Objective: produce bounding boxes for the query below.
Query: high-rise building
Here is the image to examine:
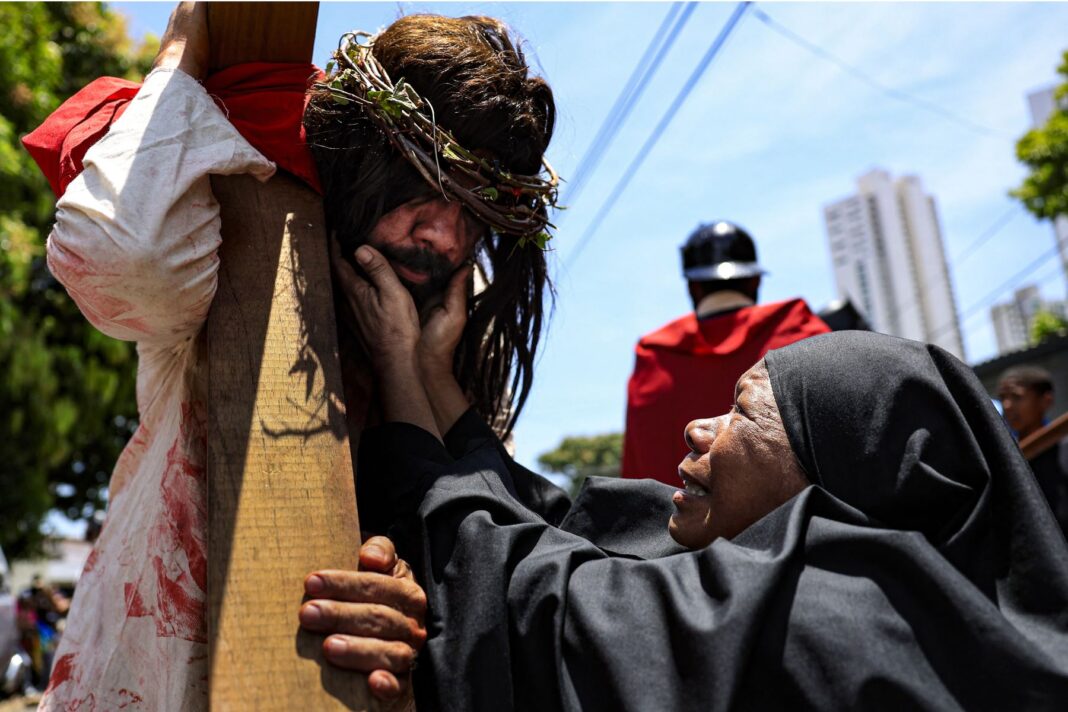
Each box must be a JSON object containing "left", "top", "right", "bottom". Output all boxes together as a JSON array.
[
  {"left": 990, "top": 283, "right": 1068, "bottom": 355},
  {"left": 991, "top": 285, "right": 1043, "bottom": 354},
  {"left": 1027, "top": 86, "right": 1068, "bottom": 296},
  {"left": 824, "top": 169, "right": 965, "bottom": 360},
  {"left": 991, "top": 301, "right": 1029, "bottom": 354}
]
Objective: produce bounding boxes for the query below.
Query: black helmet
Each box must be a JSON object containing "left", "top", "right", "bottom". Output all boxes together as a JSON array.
[{"left": 680, "top": 221, "right": 766, "bottom": 281}]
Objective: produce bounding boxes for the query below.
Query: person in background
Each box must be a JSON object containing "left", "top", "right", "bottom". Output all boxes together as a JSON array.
[
  {"left": 998, "top": 365, "right": 1068, "bottom": 538},
  {"left": 16, "top": 592, "right": 42, "bottom": 691},
  {"left": 621, "top": 221, "right": 829, "bottom": 484}
]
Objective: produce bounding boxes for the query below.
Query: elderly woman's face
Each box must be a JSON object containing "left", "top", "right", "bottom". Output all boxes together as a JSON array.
[{"left": 669, "top": 359, "right": 809, "bottom": 549}]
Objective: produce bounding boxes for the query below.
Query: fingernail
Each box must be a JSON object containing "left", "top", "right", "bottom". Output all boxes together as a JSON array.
[
  {"left": 371, "top": 675, "right": 399, "bottom": 697},
  {"left": 364, "top": 544, "right": 388, "bottom": 561},
  {"left": 325, "top": 637, "right": 345, "bottom": 655},
  {"left": 305, "top": 575, "right": 324, "bottom": 594},
  {"left": 356, "top": 246, "right": 372, "bottom": 264},
  {"left": 299, "top": 603, "right": 322, "bottom": 625}
]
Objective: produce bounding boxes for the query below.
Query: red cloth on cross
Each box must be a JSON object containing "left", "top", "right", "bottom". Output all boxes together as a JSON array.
[
  {"left": 621, "top": 298, "right": 830, "bottom": 485},
  {"left": 21, "top": 63, "right": 324, "bottom": 197}
]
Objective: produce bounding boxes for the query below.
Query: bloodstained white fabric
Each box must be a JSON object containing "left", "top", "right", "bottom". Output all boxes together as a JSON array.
[{"left": 39, "top": 68, "right": 275, "bottom": 711}]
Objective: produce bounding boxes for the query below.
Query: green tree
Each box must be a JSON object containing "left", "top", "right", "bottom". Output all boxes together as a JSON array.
[
  {"left": 537, "top": 432, "right": 623, "bottom": 499},
  {"left": 0, "top": 3, "right": 157, "bottom": 559},
  {"left": 1011, "top": 50, "right": 1068, "bottom": 220},
  {"left": 1030, "top": 308, "right": 1068, "bottom": 344}
]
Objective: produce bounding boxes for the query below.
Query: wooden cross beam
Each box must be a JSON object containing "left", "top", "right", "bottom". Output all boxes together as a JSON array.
[
  {"left": 203, "top": 4, "right": 369, "bottom": 709},
  {"left": 1020, "top": 410, "right": 1068, "bottom": 460}
]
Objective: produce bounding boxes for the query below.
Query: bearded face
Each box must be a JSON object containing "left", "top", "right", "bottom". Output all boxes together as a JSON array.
[
  {"left": 362, "top": 194, "right": 484, "bottom": 307},
  {"left": 372, "top": 241, "right": 457, "bottom": 306}
]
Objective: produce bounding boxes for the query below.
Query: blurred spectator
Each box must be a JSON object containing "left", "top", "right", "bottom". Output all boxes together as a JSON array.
[
  {"left": 28, "top": 577, "right": 60, "bottom": 628},
  {"left": 16, "top": 592, "right": 43, "bottom": 690},
  {"left": 18, "top": 576, "right": 69, "bottom": 690},
  {"left": 998, "top": 365, "right": 1068, "bottom": 538},
  {"left": 622, "top": 221, "right": 829, "bottom": 484}
]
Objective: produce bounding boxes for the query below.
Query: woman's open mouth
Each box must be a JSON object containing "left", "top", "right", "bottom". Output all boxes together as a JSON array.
[{"left": 676, "top": 473, "right": 710, "bottom": 499}]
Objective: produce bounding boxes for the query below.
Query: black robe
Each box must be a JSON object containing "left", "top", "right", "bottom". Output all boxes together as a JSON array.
[
  {"left": 359, "top": 331, "right": 1068, "bottom": 711},
  {"left": 1028, "top": 440, "right": 1068, "bottom": 540}
]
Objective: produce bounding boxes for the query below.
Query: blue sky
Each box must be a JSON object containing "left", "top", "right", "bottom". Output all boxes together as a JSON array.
[{"left": 110, "top": 1, "right": 1068, "bottom": 477}]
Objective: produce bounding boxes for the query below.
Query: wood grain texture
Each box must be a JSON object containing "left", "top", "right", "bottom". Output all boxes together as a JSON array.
[
  {"left": 206, "top": 173, "right": 369, "bottom": 710},
  {"left": 204, "top": 3, "right": 370, "bottom": 709},
  {"left": 207, "top": 2, "right": 319, "bottom": 72}
]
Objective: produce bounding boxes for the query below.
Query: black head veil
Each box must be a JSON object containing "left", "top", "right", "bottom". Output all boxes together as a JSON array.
[{"left": 766, "top": 331, "right": 1068, "bottom": 650}]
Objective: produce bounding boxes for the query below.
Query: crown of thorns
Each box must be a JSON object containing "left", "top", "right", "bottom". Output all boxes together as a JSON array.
[{"left": 316, "top": 31, "right": 560, "bottom": 249}]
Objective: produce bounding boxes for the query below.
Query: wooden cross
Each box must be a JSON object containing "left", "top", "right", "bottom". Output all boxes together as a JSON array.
[
  {"left": 1020, "top": 411, "right": 1068, "bottom": 459},
  {"left": 203, "top": 4, "right": 370, "bottom": 709}
]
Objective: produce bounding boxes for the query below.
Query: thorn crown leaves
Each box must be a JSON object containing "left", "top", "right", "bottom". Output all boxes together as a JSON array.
[{"left": 317, "top": 31, "right": 561, "bottom": 250}]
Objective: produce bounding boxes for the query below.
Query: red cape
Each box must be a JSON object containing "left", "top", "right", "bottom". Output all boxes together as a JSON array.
[
  {"left": 21, "top": 63, "right": 323, "bottom": 198},
  {"left": 621, "top": 298, "right": 830, "bottom": 485}
]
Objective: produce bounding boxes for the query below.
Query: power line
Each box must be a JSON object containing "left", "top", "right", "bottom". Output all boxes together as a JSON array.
[
  {"left": 962, "top": 260, "right": 1066, "bottom": 346},
  {"left": 565, "top": 2, "right": 752, "bottom": 267},
  {"left": 750, "top": 6, "right": 1013, "bottom": 141},
  {"left": 930, "top": 241, "right": 1063, "bottom": 341},
  {"left": 890, "top": 205, "right": 1022, "bottom": 322},
  {"left": 951, "top": 206, "right": 1021, "bottom": 266},
  {"left": 563, "top": 2, "right": 698, "bottom": 210},
  {"left": 969, "top": 258, "right": 1066, "bottom": 340}
]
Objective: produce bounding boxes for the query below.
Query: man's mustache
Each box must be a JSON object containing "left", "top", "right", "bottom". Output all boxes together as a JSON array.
[{"left": 373, "top": 244, "right": 456, "bottom": 303}]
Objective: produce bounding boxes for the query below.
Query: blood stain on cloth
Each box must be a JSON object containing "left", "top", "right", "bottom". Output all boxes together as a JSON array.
[
  {"left": 122, "top": 401, "right": 209, "bottom": 643},
  {"left": 82, "top": 546, "right": 101, "bottom": 575},
  {"left": 117, "top": 688, "right": 145, "bottom": 708},
  {"left": 110, "top": 423, "right": 152, "bottom": 498},
  {"left": 49, "top": 653, "right": 78, "bottom": 689},
  {"left": 47, "top": 243, "right": 153, "bottom": 335}
]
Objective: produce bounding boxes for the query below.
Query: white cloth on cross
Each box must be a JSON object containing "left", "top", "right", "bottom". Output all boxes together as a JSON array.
[{"left": 40, "top": 67, "right": 275, "bottom": 711}]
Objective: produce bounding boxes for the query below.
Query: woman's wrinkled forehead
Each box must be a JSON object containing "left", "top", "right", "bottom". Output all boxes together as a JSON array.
[{"left": 734, "top": 359, "right": 768, "bottom": 401}]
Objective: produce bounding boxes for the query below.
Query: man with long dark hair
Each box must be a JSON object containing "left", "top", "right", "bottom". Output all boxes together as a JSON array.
[
  {"left": 304, "top": 14, "right": 557, "bottom": 444},
  {"left": 24, "top": 3, "right": 556, "bottom": 707}
]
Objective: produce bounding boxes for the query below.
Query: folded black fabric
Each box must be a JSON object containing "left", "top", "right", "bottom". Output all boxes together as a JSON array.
[{"left": 371, "top": 332, "right": 1068, "bottom": 711}]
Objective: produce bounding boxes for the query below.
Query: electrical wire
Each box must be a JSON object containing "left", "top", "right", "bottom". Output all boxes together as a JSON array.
[
  {"left": 563, "top": 2, "right": 698, "bottom": 210},
  {"left": 929, "top": 241, "right": 1063, "bottom": 341},
  {"left": 750, "top": 6, "right": 1013, "bottom": 141},
  {"left": 565, "top": 2, "right": 752, "bottom": 268},
  {"left": 889, "top": 205, "right": 1022, "bottom": 322},
  {"left": 952, "top": 206, "right": 1021, "bottom": 266},
  {"left": 966, "top": 258, "right": 1065, "bottom": 347}
]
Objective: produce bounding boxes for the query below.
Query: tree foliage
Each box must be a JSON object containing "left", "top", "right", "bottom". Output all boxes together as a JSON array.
[
  {"left": 537, "top": 432, "right": 622, "bottom": 499},
  {"left": 0, "top": 3, "right": 157, "bottom": 559},
  {"left": 1030, "top": 308, "right": 1068, "bottom": 345},
  {"left": 1012, "top": 50, "right": 1068, "bottom": 220}
]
